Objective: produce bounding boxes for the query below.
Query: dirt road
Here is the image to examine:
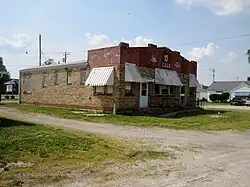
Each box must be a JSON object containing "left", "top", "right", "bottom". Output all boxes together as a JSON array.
[{"left": 1, "top": 106, "right": 250, "bottom": 187}]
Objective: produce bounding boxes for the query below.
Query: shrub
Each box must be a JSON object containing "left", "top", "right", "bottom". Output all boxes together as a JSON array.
[
  {"left": 209, "top": 94, "right": 219, "bottom": 102},
  {"left": 209, "top": 93, "right": 230, "bottom": 102},
  {"left": 221, "top": 92, "right": 230, "bottom": 102},
  {"left": 201, "top": 97, "right": 207, "bottom": 102}
]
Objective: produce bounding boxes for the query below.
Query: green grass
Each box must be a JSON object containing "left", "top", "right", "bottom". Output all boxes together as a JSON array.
[
  {"left": 0, "top": 117, "right": 167, "bottom": 186},
  {"left": 6, "top": 103, "right": 250, "bottom": 131},
  {"left": 201, "top": 101, "right": 230, "bottom": 106}
]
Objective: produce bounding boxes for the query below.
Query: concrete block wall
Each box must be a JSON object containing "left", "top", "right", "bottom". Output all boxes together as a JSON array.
[{"left": 20, "top": 66, "right": 116, "bottom": 111}]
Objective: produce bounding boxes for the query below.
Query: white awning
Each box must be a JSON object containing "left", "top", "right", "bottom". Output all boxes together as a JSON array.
[
  {"left": 125, "top": 63, "right": 144, "bottom": 82},
  {"left": 155, "top": 68, "right": 182, "bottom": 86},
  {"left": 85, "top": 66, "right": 114, "bottom": 86},
  {"left": 189, "top": 74, "right": 200, "bottom": 88}
]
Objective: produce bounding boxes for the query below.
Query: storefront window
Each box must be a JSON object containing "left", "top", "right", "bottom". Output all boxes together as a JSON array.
[
  {"left": 94, "top": 86, "right": 105, "bottom": 94},
  {"left": 155, "top": 84, "right": 160, "bottom": 95},
  {"left": 125, "top": 83, "right": 133, "bottom": 96},
  {"left": 161, "top": 85, "right": 169, "bottom": 95},
  {"left": 94, "top": 86, "right": 113, "bottom": 95},
  {"left": 106, "top": 86, "right": 113, "bottom": 94}
]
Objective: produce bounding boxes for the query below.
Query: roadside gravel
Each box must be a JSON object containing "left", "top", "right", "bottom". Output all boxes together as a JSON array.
[{"left": 1, "top": 106, "right": 250, "bottom": 187}]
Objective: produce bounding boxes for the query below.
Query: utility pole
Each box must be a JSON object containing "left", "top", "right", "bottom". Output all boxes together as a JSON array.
[
  {"left": 210, "top": 68, "right": 215, "bottom": 82},
  {"left": 38, "top": 34, "right": 42, "bottom": 66},
  {"left": 63, "top": 51, "right": 70, "bottom": 63}
]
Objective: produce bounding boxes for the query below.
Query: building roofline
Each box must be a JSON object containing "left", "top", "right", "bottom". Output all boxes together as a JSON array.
[{"left": 20, "top": 60, "right": 88, "bottom": 73}]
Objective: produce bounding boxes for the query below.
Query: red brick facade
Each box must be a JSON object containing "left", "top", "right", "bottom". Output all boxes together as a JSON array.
[{"left": 20, "top": 42, "right": 198, "bottom": 112}]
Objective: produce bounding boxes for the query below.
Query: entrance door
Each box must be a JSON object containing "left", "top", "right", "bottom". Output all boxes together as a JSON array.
[{"left": 140, "top": 83, "right": 148, "bottom": 108}]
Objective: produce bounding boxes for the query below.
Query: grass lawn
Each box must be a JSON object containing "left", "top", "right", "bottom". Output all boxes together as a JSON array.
[
  {"left": 201, "top": 101, "right": 230, "bottom": 106},
  {"left": 0, "top": 117, "right": 167, "bottom": 186},
  {"left": 5, "top": 104, "right": 250, "bottom": 131}
]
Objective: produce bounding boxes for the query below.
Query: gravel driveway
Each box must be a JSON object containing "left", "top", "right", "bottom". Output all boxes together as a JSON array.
[{"left": 1, "top": 106, "right": 250, "bottom": 187}]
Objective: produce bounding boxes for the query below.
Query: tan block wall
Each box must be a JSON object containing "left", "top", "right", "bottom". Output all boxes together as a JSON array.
[{"left": 20, "top": 67, "right": 118, "bottom": 111}]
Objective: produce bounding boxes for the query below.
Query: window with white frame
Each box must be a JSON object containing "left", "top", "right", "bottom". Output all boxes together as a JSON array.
[
  {"left": 94, "top": 86, "right": 105, "bottom": 94},
  {"left": 94, "top": 86, "right": 114, "bottom": 95},
  {"left": 54, "top": 72, "right": 60, "bottom": 85},
  {"left": 67, "top": 71, "right": 72, "bottom": 84},
  {"left": 81, "top": 70, "right": 87, "bottom": 83},
  {"left": 125, "top": 83, "right": 132, "bottom": 96},
  {"left": 24, "top": 75, "right": 31, "bottom": 93}
]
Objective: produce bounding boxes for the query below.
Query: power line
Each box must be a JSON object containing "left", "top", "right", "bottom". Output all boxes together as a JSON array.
[{"left": 178, "top": 33, "right": 250, "bottom": 46}]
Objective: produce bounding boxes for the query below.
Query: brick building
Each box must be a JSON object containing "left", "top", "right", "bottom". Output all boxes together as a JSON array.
[{"left": 19, "top": 42, "right": 200, "bottom": 112}]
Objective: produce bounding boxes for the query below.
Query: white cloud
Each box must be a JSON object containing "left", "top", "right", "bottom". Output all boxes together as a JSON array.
[
  {"left": 175, "top": 0, "right": 250, "bottom": 16},
  {"left": 220, "top": 52, "right": 238, "bottom": 62},
  {"left": 188, "top": 42, "right": 219, "bottom": 61},
  {"left": 0, "top": 34, "right": 32, "bottom": 53},
  {"left": 85, "top": 33, "right": 154, "bottom": 48}
]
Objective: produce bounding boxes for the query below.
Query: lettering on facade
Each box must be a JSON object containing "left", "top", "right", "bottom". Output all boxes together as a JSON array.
[
  {"left": 162, "top": 54, "right": 170, "bottom": 68},
  {"left": 150, "top": 55, "right": 157, "bottom": 63},
  {"left": 162, "top": 62, "right": 171, "bottom": 68},
  {"left": 164, "top": 55, "right": 169, "bottom": 62},
  {"left": 175, "top": 61, "right": 181, "bottom": 68}
]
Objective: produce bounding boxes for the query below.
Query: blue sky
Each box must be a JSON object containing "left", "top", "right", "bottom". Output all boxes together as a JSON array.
[{"left": 0, "top": 0, "right": 250, "bottom": 85}]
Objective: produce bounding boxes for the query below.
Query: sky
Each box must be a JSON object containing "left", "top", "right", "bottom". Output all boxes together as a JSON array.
[{"left": 0, "top": 0, "right": 250, "bottom": 85}]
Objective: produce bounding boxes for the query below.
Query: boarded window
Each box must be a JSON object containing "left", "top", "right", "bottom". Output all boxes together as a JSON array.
[
  {"left": 67, "top": 71, "right": 72, "bottom": 84},
  {"left": 81, "top": 70, "right": 87, "bottom": 83},
  {"left": 42, "top": 74, "right": 46, "bottom": 88},
  {"left": 54, "top": 72, "right": 60, "bottom": 85},
  {"left": 24, "top": 75, "right": 31, "bottom": 93}
]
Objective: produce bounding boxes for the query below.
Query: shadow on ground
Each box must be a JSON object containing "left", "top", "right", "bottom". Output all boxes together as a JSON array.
[
  {"left": 169, "top": 108, "right": 228, "bottom": 118},
  {"left": 118, "top": 108, "right": 229, "bottom": 118},
  {"left": 0, "top": 117, "right": 35, "bottom": 127}
]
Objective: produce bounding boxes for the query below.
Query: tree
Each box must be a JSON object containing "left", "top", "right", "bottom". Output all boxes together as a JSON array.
[
  {"left": 0, "top": 57, "right": 10, "bottom": 94},
  {"left": 0, "top": 72, "right": 10, "bottom": 94}
]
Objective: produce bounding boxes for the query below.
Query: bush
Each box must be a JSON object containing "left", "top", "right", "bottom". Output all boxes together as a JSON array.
[
  {"left": 221, "top": 93, "right": 230, "bottom": 102},
  {"left": 209, "top": 94, "right": 219, "bottom": 102},
  {"left": 209, "top": 93, "right": 230, "bottom": 103},
  {"left": 201, "top": 97, "right": 207, "bottom": 102}
]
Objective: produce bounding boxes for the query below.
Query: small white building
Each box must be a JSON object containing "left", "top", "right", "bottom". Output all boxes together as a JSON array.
[{"left": 203, "top": 81, "right": 250, "bottom": 102}]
